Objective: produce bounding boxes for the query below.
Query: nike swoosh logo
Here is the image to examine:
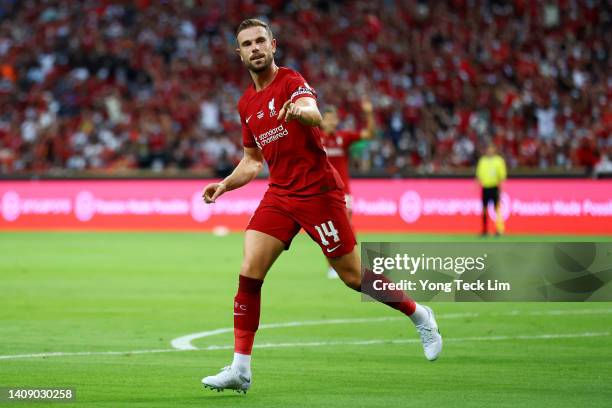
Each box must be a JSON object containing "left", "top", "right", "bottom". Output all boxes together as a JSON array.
[
  {"left": 246, "top": 115, "right": 253, "bottom": 123},
  {"left": 326, "top": 245, "right": 341, "bottom": 253}
]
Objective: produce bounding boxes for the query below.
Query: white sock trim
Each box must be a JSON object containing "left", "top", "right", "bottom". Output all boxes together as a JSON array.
[
  {"left": 232, "top": 352, "right": 252, "bottom": 374},
  {"left": 409, "top": 303, "right": 428, "bottom": 326}
]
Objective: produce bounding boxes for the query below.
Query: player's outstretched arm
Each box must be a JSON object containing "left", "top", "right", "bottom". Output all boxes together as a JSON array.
[
  {"left": 202, "top": 147, "right": 264, "bottom": 204},
  {"left": 277, "top": 97, "right": 322, "bottom": 127},
  {"left": 360, "top": 99, "right": 375, "bottom": 139}
]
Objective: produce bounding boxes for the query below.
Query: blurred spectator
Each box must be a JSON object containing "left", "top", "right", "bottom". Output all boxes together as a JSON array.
[{"left": 0, "top": 0, "right": 609, "bottom": 176}]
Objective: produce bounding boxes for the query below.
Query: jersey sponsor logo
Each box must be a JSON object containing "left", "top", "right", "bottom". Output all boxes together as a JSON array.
[
  {"left": 268, "top": 98, "right": 276, "bottom": 117},
  {"left": 256, "top": 124, "right": 289, "bottom": 148}
]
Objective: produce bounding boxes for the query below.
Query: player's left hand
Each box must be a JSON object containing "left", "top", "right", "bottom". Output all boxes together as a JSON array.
[
  {"left": 277, "top": 99, "right": 302, "bottom": 122},
  {"left": 202, "top": 182, "right": 227, "bottom": 204}
]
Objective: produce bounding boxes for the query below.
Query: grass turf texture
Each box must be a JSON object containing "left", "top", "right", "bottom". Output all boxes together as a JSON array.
[{"left": 1, "top": 232, "right": 611, "bottom": 408}]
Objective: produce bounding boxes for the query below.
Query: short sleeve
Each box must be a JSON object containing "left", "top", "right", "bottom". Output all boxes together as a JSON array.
[
  {"left": 238, "top": 104, "right": 257, "bottom": 148},
  {"left": 286, "top": 72, "right": 317, "bottom": 103},
  {"left": 241, "top": 120, "right": 257, "bottom": 148}
]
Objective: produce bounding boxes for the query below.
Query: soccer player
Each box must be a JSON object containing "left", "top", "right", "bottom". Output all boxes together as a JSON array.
[
  {"left": 320, "top": 101, "right": 375, "bottom": 278},
  {"left": 200, "top": 19, "right": 442, "bottom": 393},
  {"left": 476, "top": 143, "right": 507, "bottom": 236}
]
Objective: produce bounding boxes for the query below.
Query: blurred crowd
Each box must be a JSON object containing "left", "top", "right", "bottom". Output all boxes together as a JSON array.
[{"left": 0, "top": 0, "right": 610, "bottom": 176}]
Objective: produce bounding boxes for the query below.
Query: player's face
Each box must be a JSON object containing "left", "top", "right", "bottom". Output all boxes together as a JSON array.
[
  {"left": 236, "top": 27, "right": 276, "bottom": 73},
  {"left": 321, "top": 111, "right": 339, "bottom": 133}
]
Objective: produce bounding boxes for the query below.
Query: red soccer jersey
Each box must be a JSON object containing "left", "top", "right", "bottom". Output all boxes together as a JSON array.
[
  {"left": 238, "top": 67, "right": 343, "bottom": 196},
  {"left": 319, "top": 130, "right": 360, "bottom": 193}
]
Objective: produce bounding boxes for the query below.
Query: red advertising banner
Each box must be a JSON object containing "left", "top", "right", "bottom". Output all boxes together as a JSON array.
[{"left": 0, "top": 179, "right": 611, "bottom": 234}]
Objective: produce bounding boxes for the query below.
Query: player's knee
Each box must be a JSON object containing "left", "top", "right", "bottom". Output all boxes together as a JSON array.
[
  {"left": 240, "top": 258, "right": 265, "bottom": 280},
  {"left": 342, "top": 274, "right": 361, "bottom": 291}
]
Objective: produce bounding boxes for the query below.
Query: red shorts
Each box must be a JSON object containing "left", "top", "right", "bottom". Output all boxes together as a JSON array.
[{"left": 247, "top": 189, "right": 357, "bottom": 258}]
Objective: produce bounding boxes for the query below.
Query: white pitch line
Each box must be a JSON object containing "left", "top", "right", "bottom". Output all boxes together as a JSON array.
[
  {"left": 225, "top": 331, "right": 612, "bottom": 350},
  {"left": 0, "top": 349, "right": 182, "bottom": 360},
  {"left": 2, "top": 309, "right": 611, "bottom": 360},
  {"left": 0, "top": 332, "right": 609, "bottom": 360},
  {"left": 525, "top": 308, "right": 612, "bottom": 316},
  {"left": 171, "top": 316, "right": 409, "bottom": 351},
  {"left": 170, "top": 308, "right": 612, "bottom": 351}
]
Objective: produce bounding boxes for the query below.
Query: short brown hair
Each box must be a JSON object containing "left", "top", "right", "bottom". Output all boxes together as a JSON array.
[{"left": 236, "top": 18, "right": 273, "bottom": 42}]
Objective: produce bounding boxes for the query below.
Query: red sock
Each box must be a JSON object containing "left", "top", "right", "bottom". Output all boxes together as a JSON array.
[
  {"left": 234, "top": 275, "right": 263, "bottom": 355},
  {"left": 361, "top": 269, "right": 416, "bottom": 316}
]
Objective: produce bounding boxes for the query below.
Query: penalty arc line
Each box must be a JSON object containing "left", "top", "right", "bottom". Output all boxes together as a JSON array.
[
  {"left": 1, "top": 309, "right": 611, "bottom": 360},
  {"left": 170, "top": 308, "right": 612, "bottom": 351},
  {"left": 171, "top": 316, "right": 408, "bottom": 351},
  {"left": 0, "top": 331, "right": 609, "bottom": 360}
]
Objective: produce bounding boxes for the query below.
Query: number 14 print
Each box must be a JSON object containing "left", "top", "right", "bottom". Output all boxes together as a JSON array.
[{"left": 314, "top": 221, "right": 340, "bottom": 246}]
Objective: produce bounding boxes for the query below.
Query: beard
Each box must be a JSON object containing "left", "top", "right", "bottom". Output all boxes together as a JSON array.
[{"left": 246, "top": 53, "right": 273, "bottom": 73}]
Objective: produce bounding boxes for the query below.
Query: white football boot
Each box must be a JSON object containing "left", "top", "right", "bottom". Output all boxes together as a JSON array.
[
  {"left": 202, "top": 366, "right": 251, "bottom": 394},
  {"left": 415, "top": 305, "right": 443, "bottom": 361}
]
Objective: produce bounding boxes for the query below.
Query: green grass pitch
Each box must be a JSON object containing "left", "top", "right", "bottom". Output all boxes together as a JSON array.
[{"left": 1, "top": 232, "right": 611, "bottom": 407}]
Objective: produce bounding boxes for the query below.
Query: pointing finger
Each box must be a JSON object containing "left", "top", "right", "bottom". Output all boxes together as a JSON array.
[{"left": 277, "top": 100, "right": 291, "bottom": 120}]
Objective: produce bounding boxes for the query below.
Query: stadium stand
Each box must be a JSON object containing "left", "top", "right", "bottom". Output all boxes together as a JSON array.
[{"left": 0, "top": 0, "right": 609, "bottom": 176}]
